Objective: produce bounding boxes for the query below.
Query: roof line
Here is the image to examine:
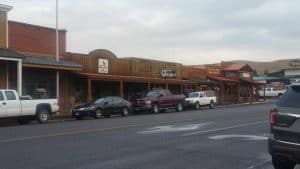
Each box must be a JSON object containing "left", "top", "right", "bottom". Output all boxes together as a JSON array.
[{"left": 8, "top": 20, "right": 67, "bottom": 32}]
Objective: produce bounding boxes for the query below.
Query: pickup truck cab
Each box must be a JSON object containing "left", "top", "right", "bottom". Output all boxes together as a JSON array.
[
  {"left": 259, "top": 88, "right": 286, "bottom": 97},
  {"left": 0, "top": 90, "right": 59, "bottom": 124},
  {"left": 133, "top": 89, "right": 186, "bottom": 114},
  {"left": 185, "top": 91, "right": 217, "bottom": 110}
]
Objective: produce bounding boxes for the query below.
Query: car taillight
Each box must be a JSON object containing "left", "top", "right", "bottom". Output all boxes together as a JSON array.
[{"left": 270, "top": 107, "right": 278, "bottom": 125}]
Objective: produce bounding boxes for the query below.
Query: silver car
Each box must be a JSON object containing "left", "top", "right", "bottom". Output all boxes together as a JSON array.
[{"left": 269, "top": 83, "right": 300, "bottom": 169}]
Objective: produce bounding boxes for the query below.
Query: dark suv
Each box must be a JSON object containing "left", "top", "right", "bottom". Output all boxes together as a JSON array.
[{"left": 269, "top": 83, "right": 300, "bottom": 169}]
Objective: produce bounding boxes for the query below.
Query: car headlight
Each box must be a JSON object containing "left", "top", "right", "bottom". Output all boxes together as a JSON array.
[
  {"left": 145, "top": 100, "right": 151, "bottom": 105},
  {"left": 90, "top": 106, "right": 96, "bottom": 110}
]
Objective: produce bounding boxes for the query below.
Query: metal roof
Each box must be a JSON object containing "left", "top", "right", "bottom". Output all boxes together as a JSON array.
[
  {"left": 23, "top": 55, "right": 83, "bottom": 69},
  {"left": 0, "top": 48, "right": 24, "bottom": 59}
]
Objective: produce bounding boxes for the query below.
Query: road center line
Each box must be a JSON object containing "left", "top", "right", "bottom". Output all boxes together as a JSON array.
[{"left": 181, "top": 121, "right": 268, "bottom": 136}]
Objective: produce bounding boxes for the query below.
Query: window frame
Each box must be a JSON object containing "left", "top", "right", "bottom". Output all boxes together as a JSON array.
[
  {"left": 4, "top": 91, "right": 17, "bottom": 100},
  {"left": 0, "top": 91, "right": 4, "bottom": 101}
]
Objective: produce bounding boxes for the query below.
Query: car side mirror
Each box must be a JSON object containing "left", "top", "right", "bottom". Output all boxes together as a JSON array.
[{"left": 104, "top": 102, "right": 109, "bottom": 105}]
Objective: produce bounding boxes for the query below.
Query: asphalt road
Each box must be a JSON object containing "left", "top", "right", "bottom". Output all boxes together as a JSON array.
[{"left": 0, "top": 102, "right": 299, "bottom": 169}]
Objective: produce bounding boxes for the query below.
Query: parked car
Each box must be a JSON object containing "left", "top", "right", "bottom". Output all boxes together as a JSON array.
[
  {"left": 0, "top": 89, "right": 59, "bottom": 124},
  {"left": 185, "top": 91, "right": 217, "bottom": 110},
  {"left": 269, "top": 83, "right": 300, "bottom": 169},
  {"left": 72, "top": 96, "right": 131, "bottom": 120},
  {"left": 133, "top": 89, "right": 185, "bottom": 114},
  {"left": 259, "top": 87, "right": 286, "bottom": 97}
]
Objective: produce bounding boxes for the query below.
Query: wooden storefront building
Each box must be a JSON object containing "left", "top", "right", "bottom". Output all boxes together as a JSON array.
[{"left": 66, "top": 50, "right": 196, "bottom": 107}]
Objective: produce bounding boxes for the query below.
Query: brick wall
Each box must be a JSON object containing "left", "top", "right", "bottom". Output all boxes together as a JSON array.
[
  {"left": 0, "top": 12, "right": 7, "bottom": 48},
  {"left": 8, "top": 21, "right": 66, "bottom": 58}
]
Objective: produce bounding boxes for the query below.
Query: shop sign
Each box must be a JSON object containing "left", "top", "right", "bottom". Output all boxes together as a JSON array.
[
  {"left": 290, "top": 60, "right": 300, "bottom": 67},
  {"left": 161, "top": 70, "right": 176, "bottom": 78},
  {"left": 208, "top": 68, "right": 221, "bottom": 75},
  {"left": 98, "top": 59, "right": 109, "bottom": 73},
  {"left": 241, "top": 72, "right": 250, "bottom": 78}
]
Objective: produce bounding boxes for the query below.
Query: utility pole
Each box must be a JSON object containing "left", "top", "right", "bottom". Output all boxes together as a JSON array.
[{"left": 56, "top": 0, "right": 60, "bottom": 100}]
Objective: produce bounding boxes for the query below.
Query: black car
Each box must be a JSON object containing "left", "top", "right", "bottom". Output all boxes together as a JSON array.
[
  {"left": 72, "top": 96, "right": 131, "bottom": 120},
  {"left": 269, "top": 83, "right": 300, "bottom": 169}
]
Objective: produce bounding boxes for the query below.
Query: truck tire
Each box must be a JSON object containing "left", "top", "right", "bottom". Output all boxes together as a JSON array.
[
  {"left": 209, "top": 101, "right": 214, "bottom": 109},
  {"left": 152, "top": 104, "right": 159, "bottom": 114},
  {"left": 272, "top": 156, "right": 295, "bottom": 169},
  {"left": 176, "top": 102, "right": 183, "bottom": 112},
  {"left": 195, "top": 102, "right": 200, "bottom": 110},
  {"left": 37, "top": 109, "right": 50, "bottom": 123}
]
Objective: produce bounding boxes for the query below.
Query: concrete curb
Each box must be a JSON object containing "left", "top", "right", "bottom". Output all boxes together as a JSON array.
[
  {"left": 49, "top": 101, "right": 274, "bottom": 122},
  {"left": 215, "top": 101, "right": 267, "bottom": 109}
]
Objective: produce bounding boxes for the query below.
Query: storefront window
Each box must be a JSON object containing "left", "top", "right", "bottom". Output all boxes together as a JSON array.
[
  {"left": 22, "top": 68, "right": 56, "bottom": 99},
  {"left": 225, "top": 72, "right": 236, "bottom": 78}
]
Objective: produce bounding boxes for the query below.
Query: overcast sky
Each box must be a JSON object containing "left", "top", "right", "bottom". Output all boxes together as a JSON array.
[{"left": 2, "top": 0, "right": 300, "bottom": 64}]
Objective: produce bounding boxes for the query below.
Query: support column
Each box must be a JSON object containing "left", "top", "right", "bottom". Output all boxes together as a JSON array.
[
  {"left": 6, "top": 62, "right": 9, "bottom": 89},
  {"left": 180, "top": 84, "right": 183, "bottom": 94},
  {"left": 165, "top": 83, "right": 169, "bottom": 90},
  {"left": 237, "top": 82, "right": 240, "bottom": 103},
  {"left": 87, "top": 79, "right": 92, "bottom": 102},
  {"left": 56, "top": 71, "right": 59, "bottom": 99},
  {"left": 120, "top": 80, "right": 124, "bottom": 98},
  {"left": 148, "top": 82, "right": 151, "bottom": 91},
  {"left": 17, "top": 61, "right": 22, "bottom": 95}
]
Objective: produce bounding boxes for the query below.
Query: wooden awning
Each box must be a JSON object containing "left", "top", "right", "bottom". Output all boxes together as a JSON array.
[
  {"left": 240, "top": 78, "right": 265, "bottom": 86},
  {"left": 78, "top": 73, "right": 196, "bottom": 85},
  {"left": 208, "top": 76, "right": 238, "bottom": 83}
]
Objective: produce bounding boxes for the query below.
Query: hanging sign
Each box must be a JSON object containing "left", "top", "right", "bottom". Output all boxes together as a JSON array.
[
  {"left": 98, "top": 59, "right": 109, "bottom": 73},
  {"left": 161, "top": 70, "right": 176, "bottom": 78}
]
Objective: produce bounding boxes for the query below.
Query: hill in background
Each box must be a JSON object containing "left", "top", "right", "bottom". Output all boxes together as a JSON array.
[{"left": 232, "top": 58, "right": 300, "bottom": 75}]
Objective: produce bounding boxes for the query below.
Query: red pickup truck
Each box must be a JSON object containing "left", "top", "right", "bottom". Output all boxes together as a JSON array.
[{"left": 133, "top": 89, "right": 186, "bottom": 113}]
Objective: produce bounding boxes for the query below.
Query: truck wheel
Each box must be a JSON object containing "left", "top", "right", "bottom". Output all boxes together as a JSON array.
[
  {"left": 278, "top": 93, "right": 283, "bottom": 97},
  {"left": 272, "top": 156, "right": 295, "bottom": 169},
  {"left": 195, "top": 102, "right": 200, "bottom": 110},
  {"left": 209, "top": 101, "right": 214, "bottom": 109},
  {"left": 177, "top": 102, "right": 183, "bottom": 112},
  {"left": 37, "top": 109, "right": 50, "bottom": 123},
  {"left": 94, "top": 109, "right": 103, "bottom": 119},
  {"left": 152, "top": 104, "right": 159, "bottom": 114}
]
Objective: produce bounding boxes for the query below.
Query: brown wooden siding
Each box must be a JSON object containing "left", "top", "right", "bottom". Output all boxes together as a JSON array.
[
  {"left": 182, "top": 66, "right": 207, "bottom": 80},
  {"left": 59, "top": 71, "right": 76, "bottom": 116},
  {"left": 0, "top": 61, "right": 7, "bottom": 89},
  {"left": 0, "top": 12, "right": 7, "bottom": 48},
  {"left": 66, "top": 52, "right": 183, "bottom": 79}
]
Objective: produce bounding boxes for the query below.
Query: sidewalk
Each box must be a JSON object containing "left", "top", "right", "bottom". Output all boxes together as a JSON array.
[{"left": 216, "top": 99, "right": 276, "bottom": 109}]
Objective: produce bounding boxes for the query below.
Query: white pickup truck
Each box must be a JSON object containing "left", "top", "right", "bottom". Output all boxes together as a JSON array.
[
  {"left": 0, "top": 90, "right": 59, "bottom": 124},
  {"left": 259, "top": 88, "right": 286, "bottom": 97},
  {"left": 185, "top": 91, "right": 217, "bottom": 110}
]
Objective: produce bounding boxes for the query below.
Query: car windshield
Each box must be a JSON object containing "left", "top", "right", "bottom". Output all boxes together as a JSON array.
[
  {"left": 277, "top": 85, "right": 300, "bottom": 108},
  {"left": 146, "top": 91, "right": 159, "bottom": 97},
  {"left": 94, "top": 98, "right": 105, "bottom": 104},
  {"left": 188, "top": 92, "right": 200, "bottom": 98}
]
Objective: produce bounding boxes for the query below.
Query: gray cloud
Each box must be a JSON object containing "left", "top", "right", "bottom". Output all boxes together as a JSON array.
[{"left": 2, "top": 0, "right": 300, "bottom": 64}]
